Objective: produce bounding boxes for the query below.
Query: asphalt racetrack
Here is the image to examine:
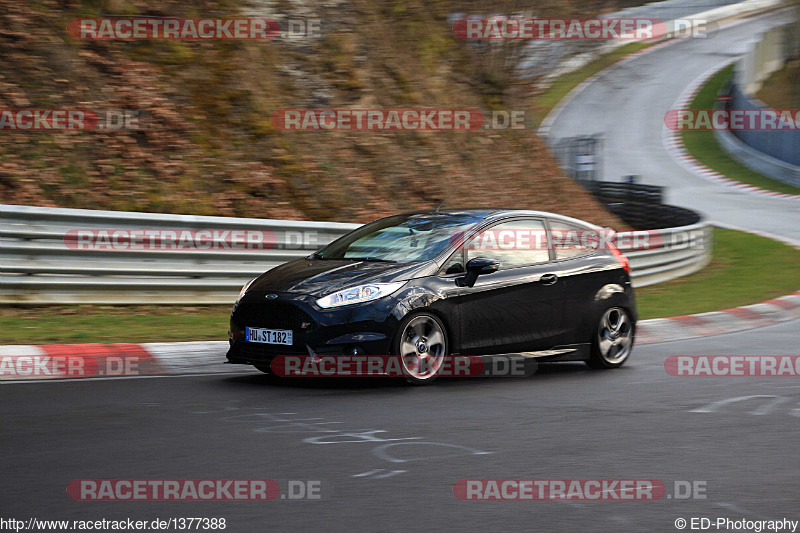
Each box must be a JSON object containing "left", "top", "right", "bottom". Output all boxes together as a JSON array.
[
  {"left": 547, "top": 9, "right": 800, "bottom": 245},
  {"left": 2, "top": 319, "right": 799, "bottom": 532}
]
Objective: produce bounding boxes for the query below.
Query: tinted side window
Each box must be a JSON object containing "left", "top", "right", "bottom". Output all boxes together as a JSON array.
[
  {"left": 466, "top": 219, "right": 549, "bottom": 269},
  {"left": 549, "top": 220, "right": 597, "bottom": 260}
]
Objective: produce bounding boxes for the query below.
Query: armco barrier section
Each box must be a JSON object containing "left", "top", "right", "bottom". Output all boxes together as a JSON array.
[
  {"left": 728, "top": 78, "right": 800, "bottom": 172},
  {"left": 622, "top": 222, "right": 712, "bottom": 287},
  {"left": 713, "top": 21, "right": 800, "bottom": 186},
  {"left": 585, "top": 181, "right": 704, "bottom": 230},
  {"left": 0, "top": 204, "right": 712, "bottom": 303},
  {"left": 0, "top": 204, "right": 355, "bottom": 305}
]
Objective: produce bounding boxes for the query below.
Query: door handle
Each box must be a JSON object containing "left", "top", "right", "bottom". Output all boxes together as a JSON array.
[{"left": 539, "top": 273, "right": 558, "bottom": 285}]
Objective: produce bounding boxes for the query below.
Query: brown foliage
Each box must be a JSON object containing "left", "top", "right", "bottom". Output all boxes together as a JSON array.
[{"left": 0, "top": 0, "right": 623, "bottom": 228}]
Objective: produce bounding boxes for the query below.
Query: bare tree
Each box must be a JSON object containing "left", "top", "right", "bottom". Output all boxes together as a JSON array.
[{"left": 461, "top": 1, "right": 535, "bottom": 102}]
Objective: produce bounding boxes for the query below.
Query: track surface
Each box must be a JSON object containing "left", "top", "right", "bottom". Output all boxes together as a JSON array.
[
  {"left": 547, "top": 9, "right": 800, "bottom": 244},
  {"left": 2, "top": 320, "right": 799, "bottom": 532}
]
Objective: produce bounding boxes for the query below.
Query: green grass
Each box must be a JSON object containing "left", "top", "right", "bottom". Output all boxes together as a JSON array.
[
  {"left": 636, "top": 228, "right": 800, "bottom": 319},
  {"left": 1, "top": 229, "right": 797, "bottom": 344},
  {"left": 533, "top": 41, "right": 652, "bottom": 127},
  {"left": 0, "top": 306, "right": 231, "bottom": 345},
  {"left": 681, "top": 65, "right": 800, "bottom": 196}
]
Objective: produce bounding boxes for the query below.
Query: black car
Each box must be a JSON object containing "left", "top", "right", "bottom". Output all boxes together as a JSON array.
[{"left": 226, "top": 209, "right": 636, "bottom": 384}]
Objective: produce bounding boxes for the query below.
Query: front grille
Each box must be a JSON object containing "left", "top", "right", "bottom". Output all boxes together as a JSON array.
[
  {"left": 232, "top": 300, "right": 314, "bottom": 331},
  {"left": 230, "top": 342, "right": 300, "bottom": 362}
]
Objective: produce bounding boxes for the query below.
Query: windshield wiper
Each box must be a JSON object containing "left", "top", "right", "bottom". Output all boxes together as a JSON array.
[{"left": 344, "top": 257, "right": 398, "bottom": 263}]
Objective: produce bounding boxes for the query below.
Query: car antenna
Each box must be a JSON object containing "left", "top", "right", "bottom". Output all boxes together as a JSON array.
[{"left": 434, "top": 177, "right": 465, "bottom": 213}]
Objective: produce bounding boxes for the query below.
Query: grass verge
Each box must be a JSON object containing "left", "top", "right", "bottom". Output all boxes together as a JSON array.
[
  {"left": 0, "top": 306, "right": 232, "bottom": 345},
  {"left": 1, "top": 229, "right": 798, "bottom": 344},
  {"left": 681, "top": 65, "right": 800, "bottom": 196},
  {"left": 636, "top": 228, "right": 799, "bottom": 319}
]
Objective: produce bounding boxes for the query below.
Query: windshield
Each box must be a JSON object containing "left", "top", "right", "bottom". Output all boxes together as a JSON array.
[{"left": 314, "top": 213, "right": 483, "bottom": 263}]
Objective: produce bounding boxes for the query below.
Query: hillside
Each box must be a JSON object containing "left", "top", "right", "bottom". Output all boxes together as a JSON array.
[{"left": 0, "top": 0, "right": 632, "bottom": 227}]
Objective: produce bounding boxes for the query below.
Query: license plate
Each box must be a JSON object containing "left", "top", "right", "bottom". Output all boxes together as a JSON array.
[{"left": 245, "top": 328, "right": 293, "bottom": 345}]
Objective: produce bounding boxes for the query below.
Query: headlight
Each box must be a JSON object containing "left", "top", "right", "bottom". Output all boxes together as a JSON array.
[
  {"left": 237, "top": 278, "right": 256, "bottom": 301},
  {"left": 316, "top": 282, "right": 405, "bottom": 309}
]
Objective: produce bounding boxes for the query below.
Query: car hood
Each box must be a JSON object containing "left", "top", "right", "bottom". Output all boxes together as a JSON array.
[{"left": 248, "top": 258, "right": 434, "bottom": 298}]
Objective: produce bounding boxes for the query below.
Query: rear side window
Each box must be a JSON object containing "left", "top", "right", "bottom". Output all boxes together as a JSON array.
[
  {"left": 466, "top": 219, "right": 549, "bottom": 269},
  {"left": 549, "top": 220, "right": 597, "bottom": 260}
]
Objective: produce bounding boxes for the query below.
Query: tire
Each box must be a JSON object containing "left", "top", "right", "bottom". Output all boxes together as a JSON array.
[
  {"left": 393, "top": 312, "right": 449, "bottom": 385},
  {"left": 587, "top": 306, "right": 634, "bottom": 369}
]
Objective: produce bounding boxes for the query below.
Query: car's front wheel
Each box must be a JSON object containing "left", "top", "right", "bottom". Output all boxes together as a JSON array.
[
  {"left": 394, "top": 312, "right": 448, "bottom": 385},
  {"left": 587, "top": 306, "right": 634, "bottom": 369}
]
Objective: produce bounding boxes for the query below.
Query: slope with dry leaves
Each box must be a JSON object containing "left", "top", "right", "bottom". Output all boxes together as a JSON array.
[{"left": 0, "top": 0, "right": 627, "bottom": 227}]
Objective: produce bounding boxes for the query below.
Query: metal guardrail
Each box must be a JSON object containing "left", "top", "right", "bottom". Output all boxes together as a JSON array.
[
  {"left": 551, "top": 135, "right": 705, "bottom": 229},
  {"left": 587, "top": 181, "right": 663, "bottom": 205},
  {"left": 591, "top": 187, "right": 703, "bottom": 230},
  {"left": 620, "top": 222, "right": 713, "bottom": 287},
  {"left": 0, "top": 204, "right": 712, "bottom": 304}
]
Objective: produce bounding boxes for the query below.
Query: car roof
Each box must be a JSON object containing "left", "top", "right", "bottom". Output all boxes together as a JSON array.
[{"left": 395, "top": 208, "right": 603, "bottom": 230}]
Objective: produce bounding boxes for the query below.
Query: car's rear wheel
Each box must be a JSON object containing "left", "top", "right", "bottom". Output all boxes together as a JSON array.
[
  {"left": 394, "top": 312, "right": 448, "bottom": 385},
  {"left": 587, "top": 306, "right": 633, "bottom": 369}
]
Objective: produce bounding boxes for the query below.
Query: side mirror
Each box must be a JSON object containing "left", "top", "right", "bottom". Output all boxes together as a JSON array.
[{"left": 461, "top": 257, "right": 500, "bottom": 287}]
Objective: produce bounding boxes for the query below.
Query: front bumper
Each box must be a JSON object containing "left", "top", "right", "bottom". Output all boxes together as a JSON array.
[{"left": 226, "top": 291, "right": 399, "bottom": 366}]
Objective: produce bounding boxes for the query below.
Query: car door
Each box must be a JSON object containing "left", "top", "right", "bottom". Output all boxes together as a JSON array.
[{"left": 453, "top": 218, "right": 567, "bottom": 354}]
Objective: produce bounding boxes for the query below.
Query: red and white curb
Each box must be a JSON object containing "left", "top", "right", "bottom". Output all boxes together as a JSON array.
[
  {"left": 636, "top": 222, "right": 800, "bottom": 344},
  {"left": 636, "top": 290, "right": 800, "bottom": 344},
  {"left": 640, "top": 216, "right": 800, "bottom": 343},
  {"left": 662, "top": 61, "right": 800, "bottom": 201},
  {"left": 2, "top": 292, "right": 799, "bottom": 382},
  {"left": 0, "top": 341, "right": 235, "bottom": 382}
]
